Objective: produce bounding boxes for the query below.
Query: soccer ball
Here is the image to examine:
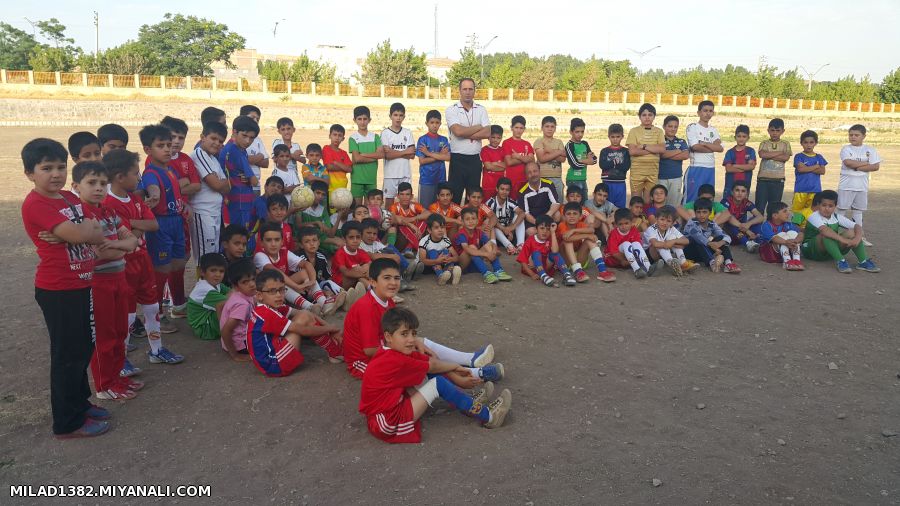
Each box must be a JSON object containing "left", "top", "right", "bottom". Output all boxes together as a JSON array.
[
  {"left": 290, "top": 186, "right": 315, "bottom": 210},
  {"left": 380, "top": 209, "right": 393, "bottom": 230},
  {"left": 330, "top": 188, "right": 354, "bottom": 209}
]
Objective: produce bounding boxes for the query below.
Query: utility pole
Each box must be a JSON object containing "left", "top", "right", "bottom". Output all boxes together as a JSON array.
[
  {"left": 480, "top": 35, "right": 498, "bottom": 82},
  {"left": 799, "top": 63, "right": 830, "bottom": 92},
  {"left": 93, "top": 11, "right": 99, "bottom": 55},
  {"left": 23, "top": 17, "right": 37, "bottom": 38},
  {"left": 433, "top": 4, "right": 438, "bottom": 58}
]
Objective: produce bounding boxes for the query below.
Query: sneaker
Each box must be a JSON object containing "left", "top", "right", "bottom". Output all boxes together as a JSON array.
[
  {"left": 96, "top": 383, "right": 136, "bottom": 401},
  {"left": 862, "top": 237, "right": 873, "bottom": 247},
  {"left": 438, "top": 270, "right": 452, "bottom": 286},
  {"left": 540, "top": 274, "right": 557, "bottom": 287},
  {"left": 496, "top": 270, "right": 513, "bottom": 282},
  {"left": 403, "top": 258, "right": 418, "bottom": 281},
  {"left": 451, "top": 265, "right": 462, "bottom": 285},
  {"left": 472, "top": 381, "right": 495, "bottom": 406},
  {"left": 54, "top": 418, "right": 110, "bottom": 439},
  {"left": 484, "top": 272, "right": 499, "bottom": 284},
  {"left": 159, "top": 314, "right": 177, "bottom": 334},
  {"left": 597, "top": 270, "right": 617, "bottom": 283},
  {"left": 574, "top": 270, "right": 589, "bottom": 283},
  {"left": 392, "top": 295, "right": 405, "bottom": 304},
  {"left": 711, "top": 254, "right": 724, "bottom": 273},
  {"left": 724, "top": 262, "right": 741, "bottom": 274},
  {"left": 331, "top": 291, "right": 347, "bottom": 311},
  {"left": 479, "top": 363, "right": 505, "bottom": 382},
  {"left": 343, "top": 287, "right": 365, "bottom": 310},
  {"left": 402, "top": 249, "right": 417, "bottom": 259},
  {"left": 667, "top": 258, "right": 683, "bottom": 277},
  {"left": 305, "top": 304, "right": 324, "bottom": 317},
  {"left": 85, "top": 404, "right": 111, "bottom": 421},
  {"left": 634, "top": 267, "right": 647, "bottom": 279},
  {"left": 681, "top": 259, "right": 699, "bottom": 273},
  {"left": 836, "top": 259, "right": 853, "bottom": 273},
  {"left": 470, "top": 344, "right": 495, "bottom": 368},
  {"left": 484, "top": 389, "right": 512, "bottom": 429},
  {"left": 399, "top": 278, "right": 417, "bottom": 292},
  {"left": 563, "top": 271, "right": 577, "bottom": 287},
  {"left": 125, "top": 342, "right": 137, "bottom": 353},
  {"left": 355, "top": 281, "right": 368, "bottom": 293},
  {"left": 120, "top": 357, "right": 142, "bottom": 378},
  {"left": 130, "top": 319, "right": 147, "bottom": 339},
  {"left": 148, "top": 347, "right": 184, "bottom": 364},
  {"left": 169, "top": 303, "right": 188, "bottom": 319},
  {"left": 328, "top": 355, "right": 344, "bottom": 364},
  {"left": 647, "top": 259, "right": 663, "bottom": 277},
  {"left": 118, "top": 377, "right": 144, "bottom": 392},
  {"left": 856, "top": 259, "right": 881, "bottom": 273},
  {"left": 411, "top": 261, "right": 425, "bottom": 281},
  {"left": 793, "top": 260, "right": 806, "bottom": 271},
  {"left": 322, "top": 301, "right": 338, "bottom": 316},
  {"left": 746, "top": 240, "right": 759, "bottom": 253}
]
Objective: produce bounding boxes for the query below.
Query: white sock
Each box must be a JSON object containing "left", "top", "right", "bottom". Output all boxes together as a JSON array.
[
  {"left": 673, "top": 248, "right": 686, "bottom": 263},
  {"left": 126, "top": 312, "right": 136, "bottom": 346},
  {"left": 423, "top": 338, "right": 474, "bottom": 365},
  {"left": 415, "top": 378, "right": 439, "bottom": 406},
  {"left": 657, "top": 248, "right": 673, "bottom": 262},
  {"left": 143, "top": 304, "right": 162, "bottom": 353},
  {"left": 494, "top": 228, "right": 513, "bottom": 248},
  {"left": 619, "top": 243, "right": 641, "bottom": 271},
  {"left": 779, "top": 244, "right": 792, "bottom": 263},
  {"left": 571, "top": 262, "right": 583, "bottom": 272},
  {"left": 515, "top": 221, "right": 526, "bottom": 246},
  {"left": 287, "top": 288, "right": 314, "bottom": 309},
  {"left": 468, "top": 367, "right": 481, "bottom": 378},
  {"left": 851, "top": 209, "right": 863, "bottom": 229}
]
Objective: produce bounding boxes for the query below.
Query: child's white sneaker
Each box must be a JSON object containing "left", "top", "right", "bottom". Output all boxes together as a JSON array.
[
  {"left": 746, "top": 240, "right": 759, "bottom": 253},
  {"left": 451, "top": 265, "right": 462, "bottom": 285}
]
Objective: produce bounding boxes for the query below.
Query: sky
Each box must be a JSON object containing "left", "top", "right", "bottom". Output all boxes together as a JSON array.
[{"left": 4, "top": 0, "right": 898, "bottom": 82}]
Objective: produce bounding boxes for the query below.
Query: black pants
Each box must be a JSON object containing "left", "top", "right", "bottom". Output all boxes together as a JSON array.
[
  {"left": 448, "top": 153, "right": 483, "bottom": 205},
  {"left": 685, "top": 236, "right": 733, "bottom": 265},
  {"left": 754, "top": 178, "right": 785, "bottom": 217},
  {"left": 35, "top": 287, "right": 95, "bottom": 434}
]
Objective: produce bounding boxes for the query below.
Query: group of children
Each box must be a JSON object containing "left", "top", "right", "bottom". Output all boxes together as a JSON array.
[{"left": 21, "top": 98, "right": 883, "bottom": 443}]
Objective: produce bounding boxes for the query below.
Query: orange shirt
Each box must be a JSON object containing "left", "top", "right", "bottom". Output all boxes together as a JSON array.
[
  {"left": 557, "top": 220, "right": 591, "bottom": 242},
  {"left": 390, "top": 201, "right": 425, "bottom": 219},
  {"left": 428, "top": 202, "right": 462, "bottom": 220}
]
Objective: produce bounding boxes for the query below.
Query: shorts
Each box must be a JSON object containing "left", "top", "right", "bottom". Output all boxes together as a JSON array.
[
  {"left": 659, "top": 177, "right": 683, "bottom": 206},
  {"left": 351, "top": 182, "right": 377, "bottom": 199},
  {"left": 252, "top": 335, "right": 304, "bottom": 377},
  {"left": 190, "top": 212, "right": 222, "bottom": 265},
  {"left": 759, "top": 242, "right": 782, "bottom": 263},
  {"left": 383, "top": 176, "right": 411, "bottom": 199},
  {"left": 125, "top": 250, "right": 157, "bottom": 308},
  {"left": 683, "top": 166, "right": 715, "bottom": 204},
  {"left": 146, "top": 215, "right": 186, "bottom": 267},
  {"left": 366, "top": 398, "right": 422, "bottom": 444},
  {"left": 791, "top": 192, "right": 815, "bottom": 212},
  {"left": 605, "top": 181, "right": 627, "bottom": 209},
  {"left": 836, "top": 189, "right": 867, "bottom": 211},
  {"left": 629, "top": 169, "right": 657, "bottom": 195}
]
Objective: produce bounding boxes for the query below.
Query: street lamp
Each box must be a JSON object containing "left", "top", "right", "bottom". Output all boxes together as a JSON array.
[
  {"left": 799, "top": 63, "right": 830, "bottom": 92},
  {"left": 480, "top": 35, "right": 498, "bottom": 82},
  {"left": 628, "top": 45, "right": 661, "bottom": 74}
]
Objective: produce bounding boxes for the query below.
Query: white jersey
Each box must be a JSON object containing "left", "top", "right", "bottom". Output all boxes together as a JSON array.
[
  {"left": 272, "top": 139, "right": 302, "bottom": 172},
  {"left": 247, "top": 136, "right": 268, "bottom": 191},
  {"left": 418, "top": 234, "right": 453, "bottom": 254},
  {"left": 253, "top": 250, "right": 303, "bottom": 273},
  {"left": 190, "top": 146, "right": 226, "bottom": 216},
  {"left": 807, "top": 211, "right": 855, "bottom": 230},
  {"left": 839, "top": 144, "right": 881, "bottom": 192},
  {"left": 642, "top": 223, "right": 684, "bottom": 248},
  {"left": 381, "top": 127, "right": 414, "bottom": 179},
  {"left": 271, "top": 167, "right": 301, "bottom": 188},
  {"left": 686, "top": 123, "right": 721, "bottom": 168},
  {"left": 486, "top": 196, "right": 521, "bottom": 227},
  {"left": 445, "top": 101, "right": 490, "bottom": 155}
]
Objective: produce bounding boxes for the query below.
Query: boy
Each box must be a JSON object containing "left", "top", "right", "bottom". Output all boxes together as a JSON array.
[
  {"left": 301, "top": 143, "right": 329, "bottom": 186},
  {"left": 802, "top": 190, "right": 879, "bottom": 273},
  {"left": 605, "top": 208, "right": 656, "bottom": 279},
  {"left": 565, "top": 118, "right": 595, "bottom": 202},
  {"left": 416, "top": 109, "right": 451, "bottom": 207},
  {"left": 248, "top": 270, "right": 343, "bottom": 377},
  {"left": 331, "top": 221, "right": 373, "bottom": 291},
  {"left": 585, "top": 183, "right": 617, "bottom": 242},
  {"left": 365, "top": 189, "right": 398, "bottom": 244},
  {"left": 455, "top": 207, "right": 513, "bottom": 284},
  {"left": 160, "top": 116, "right": 202, "bottom": 202},
  {"left": 297, "top": 226, "right": 349, "bottom": 312},
  {"left": 626, "top": 103, "right": 667, "bottom": 203},
  {"left": 759, "top": 202, "right": 805, "bottom": 271},
  {"left": 301, "top": 180, "right": 344, "bottom": 255},
  {"left": 360, "top": 306, "right": 511, "bottom": 443},
  {"left": 643, "top": 206, "right": 696, "bottom": 277},
  {"left": 557, "top": 202, "right": 616, "bottom": 282},
  {"left": 254, "top": 221, "right": 324, "bottom": 311},
  {"left": 219, "top": 259, "right": 256, "bottom": 361},
  {"left": 219, "top": 115, "right": 261, "bottom": 231},
  {"left": 480, "top": 125, "right": 507, "bottom": 201},
  {"left": 659, "top": 115, "right": 689, "bottom": 206},
  {"left": 684, "top": 100, "right": 723, "bottom": 204},
  {"left": 721, "top": 181, "right": 764, "bottom": 252},
  {"left": 240, "top": 105, "right": 269, "bottom": 194},
  {"left": 323, "top": 124, "right": 352, "bottom": 194},
  {"left": 390, "top": 182, "right": 431, "bottom": 254},
  {"left": 72, "top": 161, "right": 141, "bottom": 401},
  {"left": 251, "top": 176, "right": 286, "bottom": 237},
  {"left": 516, "top": 215, "right": 574, "bottom": 287},
  {"left": 68, "top": 132, "right": 102, "bottom": 163},
  {"left": 417, "top": 214, "right": 463, "bottom": 285},
  {"left": 645, "top": 184, "right": 668, "bottom": 225},
  {"left": 349, "top": 106, "right": 384, "bottom": 204},
  {"left": 678, "top": 184, "right": 731, "bottom": 226},
  {"left": 22, "top": 138, "right": 109, "bottom": 438},
  {"left": 200, "top": 107, "right": 227, "bottom": 128},
  {"left": 381, "top": 102, "right": 415, "bottom": 207},
  {"left": 534, "top": 116, "right": 567, "bottom": 198},
  {"left": 427, "top": 182, "right": 463, "bottom": 237},
  {"left": 792, "top": 130, "right": 827, "bottom": 217},
  {"left": 190, "top": 121, "right": 230, "bottom": 264},
  {"left": 519, "top": 163, "right": 559, "bottom": 236},
  {"left": 342, "top": 258, "right": 497, "bottom": 380},
  {"left": 98, "top": 123, "right": 129, "bottom": 154},
  {"left": 683, "top": 198, "right": 741, "bottom": 273},
  {"left": 722, "top": 124, "right": 757, "bottom": 199},
  {"left": 272, "top": 117, "right": 305, "bottom": 176},
  {"left": 359, "top": 218, "right": 416, "bottom": 293},
  {"left": 187, "top": 253, "right": 230, "bottom": 340},
  {"left": 755, "top": 118, "right": 792, "bottom": 218},
  {"left": 502, "top": 115, "right": 535, "bottom": 200},
  {"left": 487, "top": 177, "right": 527, "bottom": 255},
  {"left": 270, "top": 144, "right": 302, "bottom": 193},
  {"left": 598, "top": 124, "right": 630, "bottom": 209},
  {"left": 221, "top": 224, "right": 250, "bottom": 266},
  {"left": 629, "top": 196, "right": 649, "bottom": 233},
  {"left": 838, "top": 124, "right": 881, "bottom": 246}
]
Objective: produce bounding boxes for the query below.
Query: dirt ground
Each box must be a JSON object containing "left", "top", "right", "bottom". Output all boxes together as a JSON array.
[{"left": 1, "top": 126, "right": 899, "bottom": 505}]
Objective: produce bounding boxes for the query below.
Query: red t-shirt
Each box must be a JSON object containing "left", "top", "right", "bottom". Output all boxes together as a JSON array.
[
  {"left": 83, "top": 202, "right": 124, "bottom": 271},
  {"left": 516, "top": 234, "right": 551, "bottom": 266},
  {"left": 330, "top": 246, "right": 371, "bottom": 286},
  {"left": 322, "top": 145, "right": 352, "bottom": 188},
  {"left": 501, "top": 138, "right": 534, "bottom": 191},
  {"left": 359, "top": 348, "right": 430, "bottom": 415},
  {"left": 342, "top": 291, "right": 395, "bottom": 378},
  {"left": 480, "top": 145, "right": 506, "bottom": 195},
  {"left": 254, "top": 222, "right": 295, "bottom": 254},
  {"left": 22, "top": 190, "right": 96, "bottom": 290},
  {"left": 104, "top": 191, "right": 153, "bottom": 251},
  {"left": 606, "top": 226, "right": 642, "bottom": 255}
]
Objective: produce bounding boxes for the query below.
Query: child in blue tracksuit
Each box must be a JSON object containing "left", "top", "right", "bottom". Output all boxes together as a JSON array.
[{"left": 682, "top": 198, "right": 741, "bottom": 274}]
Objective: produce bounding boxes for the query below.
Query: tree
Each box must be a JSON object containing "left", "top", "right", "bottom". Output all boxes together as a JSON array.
[
  {"left": 257, "top": 54, "right": 337, "bottom": 83},
  {"left": 879, "top": 67, "right": 900, "bottom": 103},
  {"left": 484, "top": 59, "right": 523, "bottom": 89},
  {"left": 358, "top": 39, "right": 428, "bottom": 86},
  {"left": 136, "top": 13, "right": 245, "bottom": 76},
  {"left": 446, "top": 47, "right": 481, "bottom": 86},
  {"left": 0, "top": 22, "right": 39, "bottom": 69},
  {"left": 77, "top": 42, "right": 158, "bottom": 75},
  {"left": 518, "top": 59, "right": 556, "bottom": 90}
]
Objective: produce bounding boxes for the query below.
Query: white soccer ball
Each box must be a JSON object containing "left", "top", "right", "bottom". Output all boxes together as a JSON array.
[
  {"left": 381, "top": 209, "right": 393, "bottom": 230},
  {"left": 291, "top": 186, "right": 315, "bottom": 210},
  {"left": 330, "top": 188, "right": 354, "bottom": 210}
]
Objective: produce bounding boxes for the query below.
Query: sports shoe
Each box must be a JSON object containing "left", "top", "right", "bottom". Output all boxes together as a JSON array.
[
  {"left": 125, "top": 342, "right": 137, "bottom": 353},
  {"left": 305, "top": 303, "right": 324, "bottom": 317},
  {"left": 411, "top": 260, "right": 425, "bottom": 280},
  {"left": 331, "top": 291, "right": 347, "bottom": 311},
  {"left": 681, "top": 259, "right": 699, "bottom": 273},
  {"left": 54, "top": 418, "right": 110, "bottom": 439},
  {"left": 724, "top": 261, "right": 741, "bottom": 274},
  {"left": 130, "top": 319, "right": 147, "bottom": 339},
  {"left": 438, "top": 270, "right": 452, "bottom": 286},
  {"left": 451, "top": 265, "right": 462, "bottom": 285},
  {"left": 403, "top": 258, "right": 418, "bottom": 280},
  {"left": 836, "top": 259, "right": 853, "bottom": 273},
  {"left": 399, "top": 278, "right": 415, "bottom": 292},
  {"left": 85, "top": 404, "right": 111, "bottom": 421},
  {"left": 856, "top": 259, "right": 881, "bottom": 273},
  {"left": 120, "top": 357, "right": 142, "bottom": 378},
  {"left": 574, "top": 269, "right": 589, "bottom": 283},
  {"left": 322, "top": 302, "right": 338, "bottom": 316},
  {"left": 118, "top": 377, "right": 144, "bottom": 392},
  {"left": 540, "top": 273, "right": 557, "bottom": 287},
  {"left": 634, "top": 267, "right": 647, "bottom": 279},
  {"left": 484, "top": 389, "right": 512, "bottom": 429},
  {"left": 169, "top": 303, "right": 188, "bottom": 319},
  {"left": 470, "top": 344, "right": 495, "bottom": 368},
  {"left": 479, "top": 363, "right": 505, "bottom": 382},
  {"left": 745, "top": 240, "right": 759, "bottom": 253},
  {"left": 96, "top": 383, "right": 136, "bottom": 401},
  {"left": 402, "top": 249, "right": 417, "bottom": 259},
  {"left": 597, "top": 270, "right": 617, "bottom": 282},
  {"left": 862, "top": 237, "right": 873, "bottom": 247},
  {"left": 563, "top": 271, "right": 577, "bottom": 287},
  {"left": 793, "top": 260, "right": 806, "bottom": 271},
  {"left": 711, "top": 254, "right": 724, "bottom": 273},
  {"left": 496, "top": 270, "right": 512, "bottom": 282},
  {"left": 647, "top": 259, "right": 663, "bottom": 277},
  {"left": 343, "top": 287, "right": 365, "bottom": 311},
  {"left": 159, "top": 314, "right": 177, "bottom": 334},
  {"left": 472, "top": 381, "right": 495, "bottom": 406},
  {"left": 148, "top": 347, "right": 184, "bottom": 364},
  {"left": 484, "top": 272, "right": 499, "bottom": 284},
  {"left": 667, "top": 258, "right": 683, "bottom": 277}
]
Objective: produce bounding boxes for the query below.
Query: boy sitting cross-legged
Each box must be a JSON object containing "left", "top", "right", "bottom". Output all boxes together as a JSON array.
[
  {"left": 516, "top": 214, "right": 576, "bottom": 287},
  {"left": 359, "top": 218, "right": 416, "bottom": 292},
  {"left": 802, "top": 189, "right": 879, "bottom": 273},
  {"left": 759, "top": 201, "right": 805, "bottom": 271},
  {"left": 721, "top": 181, "right": 765, "bottom": 252},
  {"left": 253, "top": 221, "right": 325, "bottom": 313},
  {"left": 389, "top": 182, "right": 431, "bottom": 256},
  {"left": 605, "top": 208, "right": 657, "bottom": 279},
  {"left": 427, "top": 182, "right": 463, "bottom": 238},
  {"left": 557, "top": 202, "right": 616, "bottom": 283},
  {"left": 187, "top": 253, "right": 231, "bottom": 340},
  {"left": 683, "top": 198, "right": 741, "bottom": 274},
  {"left": 454, "top": 207, "right": 513, "bottom": 284},
  {"left": 584, "top": 183, "right": 617, "bottom": 244},
  {"left": 643, "top": 205, "right": 696, "bottom": 277},
  {"left": 301, "top": 180, "right": 345, "bottom": 255},
  {"left": 417, "top": 214, "right": 462, "bottom": 286},
  {"left": 486, "top": 177, "right": 526, "bottom": 255},
  {"left": 360, "top": 307, "right": 511, "bottom": 443},
  {"left": 331, "top": 221, "right": 373, "bottom": 300},
  {"left": 296, "top": 226, "right": 348, "bottom": 313}
]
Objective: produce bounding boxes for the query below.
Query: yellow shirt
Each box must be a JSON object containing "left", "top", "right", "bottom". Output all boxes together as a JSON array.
[{"left": 626, "top": 125, "right": 665, "bottom": 175}]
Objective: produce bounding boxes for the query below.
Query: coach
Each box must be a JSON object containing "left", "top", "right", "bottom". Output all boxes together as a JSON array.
[{"left": 446, "top": 78, "right": 491, "bottom": 204}]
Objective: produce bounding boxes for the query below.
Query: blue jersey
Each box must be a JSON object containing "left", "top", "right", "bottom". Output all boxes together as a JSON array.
[
  {"left": 251, "top": 195, "right": 269, "bottom": 232},
  {"left": 219, "top": 140, "right": 257, "bottom": 227},
  {"left": 416, "top": 133, "right": 450, "bottom": 185},
  {"left": 793, "top": 152, "right": 827, "bottom": 193},
  {"left": 140, "top": 163, "right": 183, "bottom": 217},
  {"left": 659, "top": 137, "right": 689, "bottom": 179},
  {"left": 760, "top": 220, "right": 799, "bottom": 243},
  {"left": 248, "top": 304, "right": 296, "bottom": 376}
]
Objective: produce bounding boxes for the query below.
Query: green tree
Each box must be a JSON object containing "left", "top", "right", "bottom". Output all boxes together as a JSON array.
[
  {"left": 358, "top": 39, "right": 428, "bottom": 86},
  {"left": 518, "top": 59, "right": 556, "bottom": 90},
  {"left": 879, "top": 67, "right": 900, "bottom": 103},
  {"left": 27, "top": 18, "right": 81, "bottom": 72},
  {"left": 484, "top": 59, "right": 523, "bottom": 89},
  {"left": 136, "top": 13, "right": 245, "bottom": 76},
  {"left": 446, "top": 47, "right": 481, "bottom": 86},
  {"left": 258, "top": 54, "right": 338, "bottom": 83},
  {"left": 77, "top": 42, "right": 158, "bottom": 75},
  {"left": 0, "top": 22, "right": 40, "bottom": 69}
]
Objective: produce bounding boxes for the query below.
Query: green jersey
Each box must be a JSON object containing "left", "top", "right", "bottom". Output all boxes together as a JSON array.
[
  {"left": 187, "top": 280, "right": 230, "bottom": 340},
  {"left": 349, "top": 131, "right": 381, "bottom": 185}
]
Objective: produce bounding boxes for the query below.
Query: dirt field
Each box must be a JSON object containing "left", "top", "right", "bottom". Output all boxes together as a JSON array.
[{"left": 1, "top": 125, "right": 898, "bottom": 505}]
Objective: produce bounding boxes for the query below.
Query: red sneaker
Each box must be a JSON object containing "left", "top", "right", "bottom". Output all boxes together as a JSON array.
[
  {"left": 54, "top": 418, "right": 110, "bottom": 439},
  {"left": 575, "top": 270, "right": 589, "bottom": 283},
  {"left": 597, "top": 270, "right": 617, "bottom": 283},
  {"left": 724, "top": 262, "right": 741, "bottom": 274},
  {"left": 793, "top": 260, "right": 806, "bottom": 271},
  {"left": 96, "top": 383, "right": 136, "bottom": 401},
  {"left": 118, "top": 377, "right": 144, "bottom": 392}
]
